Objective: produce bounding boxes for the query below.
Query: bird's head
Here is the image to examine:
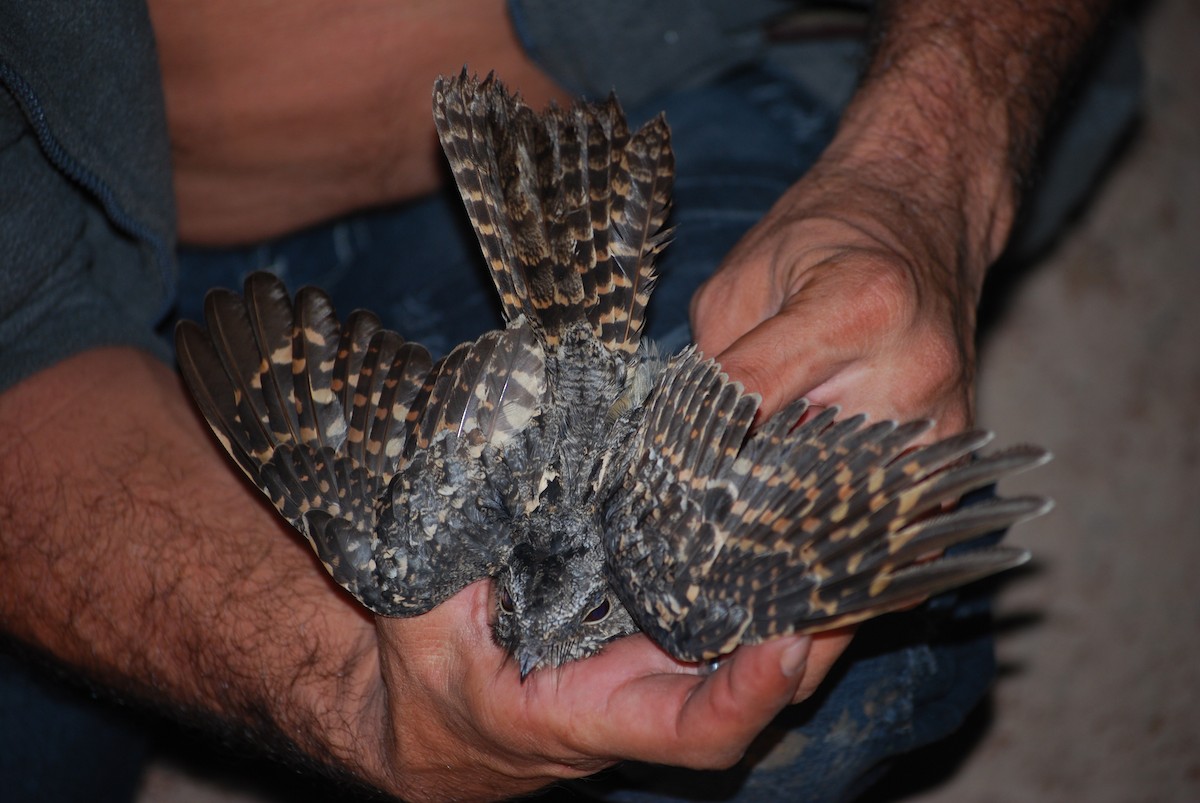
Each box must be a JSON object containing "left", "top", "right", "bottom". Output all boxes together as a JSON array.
[{"left": 492, "top": 537, "right": 636, "bottom": 679}]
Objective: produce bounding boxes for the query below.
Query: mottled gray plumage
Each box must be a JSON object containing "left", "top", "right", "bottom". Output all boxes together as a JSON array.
[{"left": 177, "top": 71, "right": 1050, "bottom": 676}]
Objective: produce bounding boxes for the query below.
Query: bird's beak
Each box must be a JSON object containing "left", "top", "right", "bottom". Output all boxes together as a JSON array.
[{"left": 518, "top": 648, "right": 544, "bottom": 681}]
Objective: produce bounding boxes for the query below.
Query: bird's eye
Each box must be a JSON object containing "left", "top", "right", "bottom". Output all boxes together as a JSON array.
[
  {"left": 499, "top": 587, "right": 515, "bottom": 614},
  {"left": 582, "top": 597, "right": 611, "bottom": 623}
]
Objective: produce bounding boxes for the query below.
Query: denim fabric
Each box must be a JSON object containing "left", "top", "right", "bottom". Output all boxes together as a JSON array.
[
  {"left": 0, "top": 652, "right": 147, "bottom": 803},
  {"left": 507, "top": 0, "right": 788, "bottom": 108}
]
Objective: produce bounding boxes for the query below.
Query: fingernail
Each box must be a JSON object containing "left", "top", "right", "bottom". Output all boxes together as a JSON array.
[{"left": 780, "top": 637, "right": 811, "bottom": 678}]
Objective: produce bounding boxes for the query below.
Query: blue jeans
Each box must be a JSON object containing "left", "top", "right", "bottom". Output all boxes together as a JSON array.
[
  {"left": 170, "top": 66, "right": 997, "bottom": 802},
  {"left": 0, "top": 651, "right": 148, "bottom": 803}
]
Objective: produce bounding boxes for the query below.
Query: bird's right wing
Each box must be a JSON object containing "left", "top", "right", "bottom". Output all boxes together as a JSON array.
[
  {"left": 174, "top": 268, "right": 525, "bottom": 614},
  {"left": 602, "top": 351, "right": 1050, "bottom": 662}
]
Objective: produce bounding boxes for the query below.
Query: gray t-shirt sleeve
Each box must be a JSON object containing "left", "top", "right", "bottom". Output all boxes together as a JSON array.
[{"left": 0, "top": 0, "right": 176, "bottom": 393}]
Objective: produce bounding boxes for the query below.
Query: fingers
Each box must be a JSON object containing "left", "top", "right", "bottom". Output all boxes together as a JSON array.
[
  {"left": 693, "top": 248, "right": 972, "bottom": 432},
  {"left": 714, "top": 311, "right": 970, "bottom": 432},
  {"left": 566, "top": 636, "right": 810, "bottom": 769},
  {"left": 705, "top": 304, "right": 853, "bottom": 419},
  {"left": 792, "top": 630, "right": 855, "bottom": 704},
  {"left": 679, "top": 636, "right": 812, "bottom": 740}
]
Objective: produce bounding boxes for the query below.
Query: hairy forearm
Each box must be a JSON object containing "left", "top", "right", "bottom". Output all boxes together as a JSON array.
[
  {"left": 0, "top": 348, "right": 385, "bottom": 782},
  {"left": 691, "top": 0, "right": 1113, "bottom": 431},
  {"left": 820, "top": 0, "right": 1113, "bottom": 282},
  {"left": 0, "top": 349, "right": 822, "bottom": 803},
  {"left": 148, "top": 0, "right": 568, "bottom": 245}
]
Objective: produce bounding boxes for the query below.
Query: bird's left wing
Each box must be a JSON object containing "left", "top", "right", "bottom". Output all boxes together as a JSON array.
[
  {"left": 602, "top": 351, "right": 1050, "bottom": 662},
  {"left": 176, "top": 272, "right": 437, "bottom": 613}
]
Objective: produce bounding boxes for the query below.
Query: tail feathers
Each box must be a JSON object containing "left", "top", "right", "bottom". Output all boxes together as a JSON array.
[
  {"left": 433, "top": 70, "right": 674, "bottom": 355},
  {"left": 578, "top": 98, "right": 629, "bottom": 335},
  {"left": 433, "top": 71, "right": 576, "bottom": 334},
  {"left": 602, "top": 113, "right": 673, "bottom": 351}
]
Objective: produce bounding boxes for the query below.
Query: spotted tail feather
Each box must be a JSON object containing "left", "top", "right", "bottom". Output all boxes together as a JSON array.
[{"left": 432, "top": 70, "right": 673, "bottom": 355}]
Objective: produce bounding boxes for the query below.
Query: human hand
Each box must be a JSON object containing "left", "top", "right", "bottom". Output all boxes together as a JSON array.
[
  {"left": 689, "top": 207, "right": 971, "bottom": 707},
  {"left": 688, "top": 107, "right": 1003, "bottom": 702},
  {"left": 364, "top": 581, "right": 811, "bottom": 802},
  {"left": 691, "top": 0, "right": 1093, "bottom": 442},
  {"left": 690, "top": 172, "right": 979, "bottom": 438}
]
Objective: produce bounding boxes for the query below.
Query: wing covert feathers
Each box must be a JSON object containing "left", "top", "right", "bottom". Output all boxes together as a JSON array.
[
  {"left": 605, "top": 351, "right": 1051, "bottom": 662},
  {"left": 433, "top": 70, "right": 673, "bottom": 354},
  {"left": 404, "top": 321, "right": 546, "bottom": 456}
]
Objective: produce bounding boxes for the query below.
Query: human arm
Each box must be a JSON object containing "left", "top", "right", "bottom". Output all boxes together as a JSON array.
[
  {"left": 695, "top": 0, "right": 1112, "bottom": 425},
  {"left": 0, "top": 346, "right": 811, "bottom": 801},
  {"left": 691, "top": 0, "right": 1114, "bottom": 699}
]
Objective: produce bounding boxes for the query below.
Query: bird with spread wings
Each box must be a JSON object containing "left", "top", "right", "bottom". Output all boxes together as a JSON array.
[{"left": 176, "top": 71, "right": 1049, "bottom": 677}]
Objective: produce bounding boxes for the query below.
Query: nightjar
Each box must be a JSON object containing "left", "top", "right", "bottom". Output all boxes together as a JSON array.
[{"left": 176, "top": 71, "right": 1050, "bottom": 676}]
